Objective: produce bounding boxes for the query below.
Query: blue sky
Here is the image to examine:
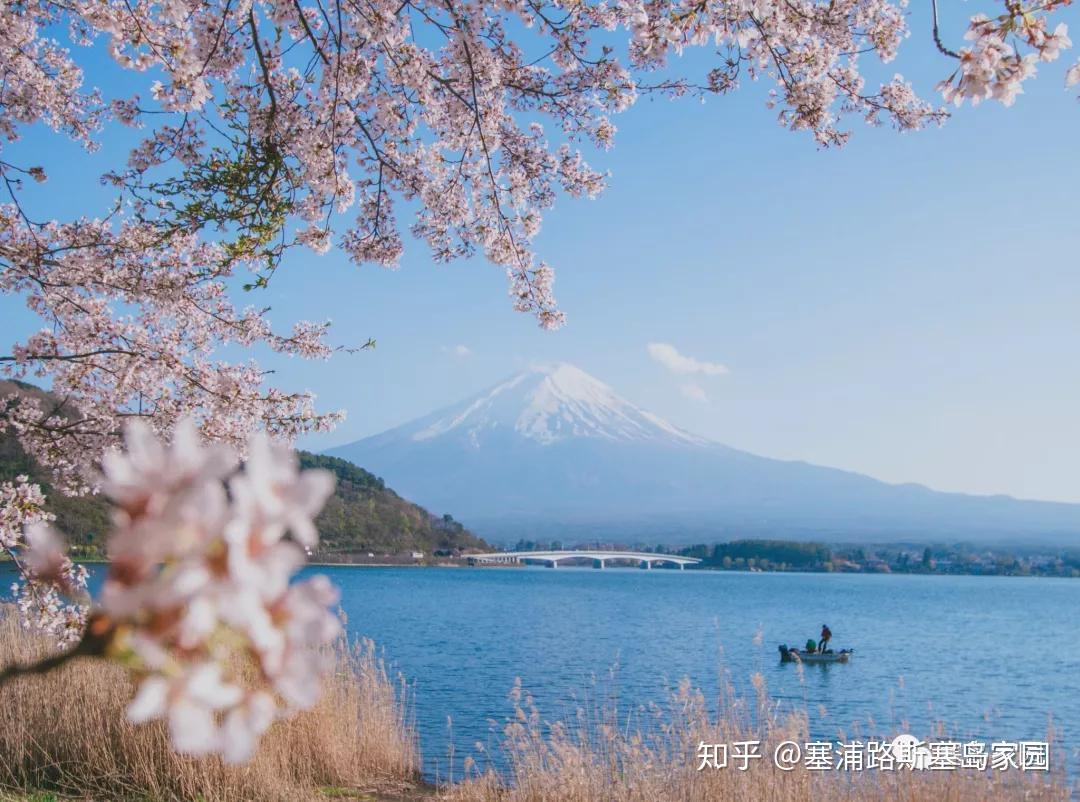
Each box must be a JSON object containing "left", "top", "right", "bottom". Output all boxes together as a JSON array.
[{"left": 4, "top": 6, "right": 1080, "bottom": 502}]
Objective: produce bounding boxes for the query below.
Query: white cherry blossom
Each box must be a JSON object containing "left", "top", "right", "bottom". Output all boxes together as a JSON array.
[
  {"left": 3, "top": 422, "right": 341, "bottom": 763},
  {"left": 127, "top": 664, "right": 244, "bottom": 756}
]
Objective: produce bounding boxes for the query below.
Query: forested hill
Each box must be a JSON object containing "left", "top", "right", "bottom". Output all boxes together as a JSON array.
[
  {"left": 297, "top": 452, "right": 489, "bottom": 557},
  {"left": 0, "top": 380, "right": 488, "bottom": 559},
  {"left": 0, "top": 381, "right": 112, "bottom": 557}
]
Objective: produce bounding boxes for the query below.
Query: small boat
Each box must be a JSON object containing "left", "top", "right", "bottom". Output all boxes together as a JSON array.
[{"left": 778, "top": 644, "right": 853, "bottom": 664}]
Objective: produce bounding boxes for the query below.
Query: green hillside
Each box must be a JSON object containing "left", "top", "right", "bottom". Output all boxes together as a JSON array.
[
  {"left": 0, "top": 381, "right": 488, "bottom": 560},
  {"left": 298, "top": 452, "right": 488, "bottom": 557}
]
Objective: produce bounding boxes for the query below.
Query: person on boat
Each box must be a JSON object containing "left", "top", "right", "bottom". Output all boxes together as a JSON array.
[
  {"left": 805, "top": 638, "right": 816, "bottom": 654},
  {"left": 819, "top": 624, "right": 832, "bottom": 653}
]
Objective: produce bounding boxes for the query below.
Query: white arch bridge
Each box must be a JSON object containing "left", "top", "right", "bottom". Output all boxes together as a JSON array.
[{"left": 467, "top": 550, "right": 701, "bottom": 570}]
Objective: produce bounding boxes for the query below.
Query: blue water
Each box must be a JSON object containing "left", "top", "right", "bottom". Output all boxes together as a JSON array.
[
  {"left": 319, "top": 566, "right": 1080, "bottom": 780},
  {"left": 7, "top": 565, "right": 1079, "bottom": 779}
]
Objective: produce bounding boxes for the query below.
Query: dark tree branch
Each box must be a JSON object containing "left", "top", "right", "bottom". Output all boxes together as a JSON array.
[{"left": 932, "top": 0, "right": 961, "bottom": 59}]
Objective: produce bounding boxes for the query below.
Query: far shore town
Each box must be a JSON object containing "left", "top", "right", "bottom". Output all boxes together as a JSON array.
[{"left": 126, "top": 539, "right": 1080, "bottom": 579}]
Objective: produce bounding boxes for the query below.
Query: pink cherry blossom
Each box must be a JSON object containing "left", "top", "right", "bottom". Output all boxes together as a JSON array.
[
  {"left": 1067, "top": 60, "right": 1080, "bottom": 87},
  {"left": 126, "top": 664, "right": 244, "bottom": 756},
  {"left": 935, "top": 5, "right": 1074, "bottom": 107},
  {"left": 0, "top": 476, "right": 51, "bottom": 551},
  {"left": 0, "top": 476, "right": 89, "bottom": 645},
  {"left": 232, "top": 433, "right": 336, "bottom": 549},
  {"left": 2, "top": 421, "right": 341, "bottom": 762},
  {"left": 0, "top": 0, "right": 1075, "bottom": 765}
]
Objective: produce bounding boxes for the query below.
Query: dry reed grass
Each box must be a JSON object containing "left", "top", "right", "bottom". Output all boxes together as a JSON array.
[
  {"left": 0, "top": 611, "right": 419, "bottom": 801},
  {"left": 0, "top": 606, "right": 1073, "bottom": 802},
  {"left": 440, "top": 674, "right": 1073, "bottom": 802}
]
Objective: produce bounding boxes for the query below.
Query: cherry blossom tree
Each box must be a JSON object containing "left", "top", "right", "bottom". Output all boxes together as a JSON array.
[{"left": 1, "top": 0, "right": 1077, "bottom": 763}]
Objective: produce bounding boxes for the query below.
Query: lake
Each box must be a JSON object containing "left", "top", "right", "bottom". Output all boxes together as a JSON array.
[
  {"left": 317, "top": 566, "right": 1080, "bottom": 780},
  {"left": 6, "top": 565, "right": 1079, "bottom": 779}
]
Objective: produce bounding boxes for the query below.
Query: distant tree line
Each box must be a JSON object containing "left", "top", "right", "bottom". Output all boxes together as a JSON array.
[
  {"left": 672, "top": 538, "right": 1080, "bottom": 578},
  {"left": 679, "top": 540, "right": 830, "bottom": 571}
]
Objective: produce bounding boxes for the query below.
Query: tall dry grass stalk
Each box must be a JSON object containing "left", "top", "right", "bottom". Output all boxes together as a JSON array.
[
  {"left": 0, "top": 611, "right": 418, "bottom": 801},
  {"left": 0, "top": 604, "right": 1073, "bottom": 802},
  {"left": 442, "top": 674, "right": 1073, "bottom": 802}
]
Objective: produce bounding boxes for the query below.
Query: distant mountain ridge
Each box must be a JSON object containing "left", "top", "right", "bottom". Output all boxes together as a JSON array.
[{"left": 326, "top": 364, "right": 1080, "bottom": 546}]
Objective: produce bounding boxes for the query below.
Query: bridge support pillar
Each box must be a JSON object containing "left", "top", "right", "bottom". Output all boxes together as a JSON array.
[
  {"left": 593, "top": 559, "right": 605, "bottom": 570},
  {"left": 548, "top": 560, "right": 558, "bottom": 569},
  {"left": 640, "top": 560, "right": 651, "bottom": 570},
  {"left": 679, "top": 563, "right": 685, "bottom": 570}
]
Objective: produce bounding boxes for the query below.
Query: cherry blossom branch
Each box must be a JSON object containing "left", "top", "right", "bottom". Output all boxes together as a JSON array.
[
  {"left": 931, "top": 0, "right": 961, "bottom": 59},
  {"left": 0, "top": 615, "right": 111, "bottom": 690},
  {"left": 0, "top": 645, "right": 83, "bottom": 689},
  {"left": 248, "top": 8, "right": 279, "bottom": 125},
  {"left": 0, "top": 349, "right": 139, "bottom": 362}
]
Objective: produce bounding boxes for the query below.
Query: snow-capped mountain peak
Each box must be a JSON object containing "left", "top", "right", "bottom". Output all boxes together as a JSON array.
[
  {"left": 326, "top": 363, "right": 1080, "bottom": 545},
  {"left": 411, "top": 363, "right": 706, "bottom": 447}
]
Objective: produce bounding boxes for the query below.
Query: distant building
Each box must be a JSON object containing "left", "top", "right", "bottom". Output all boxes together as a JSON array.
[{"left": 410, "top": 551, "right": 424, "bottom": 560}]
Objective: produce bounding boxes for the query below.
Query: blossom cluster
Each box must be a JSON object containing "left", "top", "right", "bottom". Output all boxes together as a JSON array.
[
  {"left": 0, "top": 476, "right": 89, "bottom": 647},
  {"left": 937, "top": 5, "right": 1074, "bottom": 107},
  {"left": 15, "top": 420, "right": 341, "bottom": 762},
  {"left": 626, "top": 0, "right": 947, "bottom": 146},
  {"left": 0, "top": 475, "right": 50, "bottom": 550},
  {"left": 0, "top": 208, "right": 344, "bottom": 495},
  {"left": 8, "top": 0, "right": 1067, "bottom": 365}
]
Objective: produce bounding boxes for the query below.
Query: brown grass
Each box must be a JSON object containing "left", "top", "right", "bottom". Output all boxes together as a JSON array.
[
  {"left": 0, "top": 611, "right": 419, "bottom": 801},
  {"left": 440, "top": 675, "right": 1074, "bottom": 802},
  {"left": 0, "top": 608, "right": 1073, "bottom": 802}
]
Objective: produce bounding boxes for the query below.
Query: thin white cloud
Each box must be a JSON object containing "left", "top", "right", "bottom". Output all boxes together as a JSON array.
[
  {"left": 647, "top": 342, "right": 728, "bottom": 376},
  {"left": 442, "top": 344, "right": 473, "bottom": 358},
  {"left": 681, "top": 383, "right": 709, "bottom": 403}
]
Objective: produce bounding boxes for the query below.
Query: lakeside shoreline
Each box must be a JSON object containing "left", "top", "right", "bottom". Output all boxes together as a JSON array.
[
  {"left": 303, "top": 562, "right": 1080, "bottom": 579},
  {"left": 7, "top": 556, "right": 1077, "bottom": 579}
]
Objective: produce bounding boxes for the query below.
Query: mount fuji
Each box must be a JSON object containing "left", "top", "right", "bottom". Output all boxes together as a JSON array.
[{"left": 326, "top": 364, "right": 1080, "bottom": 545}]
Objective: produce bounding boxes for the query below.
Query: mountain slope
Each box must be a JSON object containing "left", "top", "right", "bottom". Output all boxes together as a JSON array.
[
  {"left": 297, "top": 452, "right": 488, "bottom": 556},
  {"left": 0, "top": 380, "right": 486, "bottom": 558},
  {"left": 0, "top": 380, "right": 112, "bottom": 557},
  {"left": 326, "top": 364, "right": 1080, "bottom": 545}
]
